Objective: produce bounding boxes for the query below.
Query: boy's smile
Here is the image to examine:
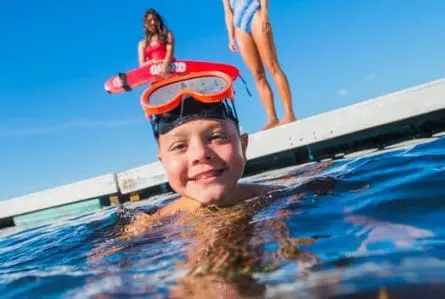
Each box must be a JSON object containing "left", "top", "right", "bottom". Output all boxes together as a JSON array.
[{"left": 188, "top": 168, "right": 226, "bottom": 185}]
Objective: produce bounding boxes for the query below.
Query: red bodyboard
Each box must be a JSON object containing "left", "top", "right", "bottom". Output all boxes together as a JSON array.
[{"left": 104, "top": 60, "right": 239, "bottom": 94}]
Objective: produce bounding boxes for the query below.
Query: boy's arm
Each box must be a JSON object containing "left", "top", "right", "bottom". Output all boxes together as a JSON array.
[
  {"left": 87, "top": 210, "right": 157, "bottom": 264},
  {"left": 120, "top": 211, "right": 155, "bottom": 240}
]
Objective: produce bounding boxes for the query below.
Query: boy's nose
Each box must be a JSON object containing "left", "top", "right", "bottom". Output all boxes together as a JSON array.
[{"left": 190, "top": 142, "right": 214, "bottom": 164}]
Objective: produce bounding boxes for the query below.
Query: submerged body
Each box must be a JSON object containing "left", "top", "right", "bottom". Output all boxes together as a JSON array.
[
  {"left": 125, "top": 116, "right": 280, "bottom": 238},
  {"left": 97, "top": 163, "right": 332, "bottom": 297}
]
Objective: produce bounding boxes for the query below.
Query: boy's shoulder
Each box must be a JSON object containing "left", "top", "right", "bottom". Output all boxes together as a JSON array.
[
  {"left": 237, "top": 182, "right": 284, "bottom": 199},
  {"left": 122, "top": 183, "right": 284, "bottom": 238}
]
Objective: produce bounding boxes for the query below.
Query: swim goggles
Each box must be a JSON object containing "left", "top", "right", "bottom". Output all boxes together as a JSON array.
[
  {"left": 140, "top": 71, "right": 235, "bottom": 118},
  {"left": 140, "top": 71, "right": 240, "bottom": 137}
]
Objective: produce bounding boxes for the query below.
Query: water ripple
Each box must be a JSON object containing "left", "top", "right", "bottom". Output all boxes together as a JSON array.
[{"left": 1, "top": 137, "right": 444, "bottom": 298}]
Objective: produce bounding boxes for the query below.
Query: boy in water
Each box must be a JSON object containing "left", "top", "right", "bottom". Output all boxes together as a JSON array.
[
  {"left": 129, "top": 71, "right": 280, "bottom": 227},
  {"left": 91, "top": 71, "right": 324, "bottom": 297}
]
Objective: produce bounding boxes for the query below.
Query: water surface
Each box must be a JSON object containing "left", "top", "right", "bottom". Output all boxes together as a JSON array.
[{"left": 1, "top": 137, "right": 444, "bottom": 298}]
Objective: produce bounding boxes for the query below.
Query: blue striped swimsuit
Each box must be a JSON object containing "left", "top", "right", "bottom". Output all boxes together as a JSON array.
[{"left": 230, "top": 0, "right": 261, "bottom": 34}]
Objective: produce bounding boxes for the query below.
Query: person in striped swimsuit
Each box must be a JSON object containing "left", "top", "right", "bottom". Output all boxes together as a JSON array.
[{"left": 222, "top": 0, "right": 296, "bottom": 130}]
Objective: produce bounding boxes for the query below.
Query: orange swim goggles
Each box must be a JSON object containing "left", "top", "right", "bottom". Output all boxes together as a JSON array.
[
  {"left": 140, "top": 71, "right": 235, "bottom": 118},
  {"left": 140, "top": 71, "right": 240, "bottom": 137}
]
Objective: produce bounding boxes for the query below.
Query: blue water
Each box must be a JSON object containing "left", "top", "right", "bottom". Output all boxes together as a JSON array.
[{"left": 1, "top": 137, "right": 445, "bottom": 298}]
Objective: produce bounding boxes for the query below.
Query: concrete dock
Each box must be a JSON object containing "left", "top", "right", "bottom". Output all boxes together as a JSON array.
[{"left": 1, "top": 78, "right": 445, "bottom": 229}]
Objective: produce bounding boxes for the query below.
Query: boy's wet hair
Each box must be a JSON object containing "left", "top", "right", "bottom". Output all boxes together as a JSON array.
[{"left": 150, "top": 96, "right": 240, "bottom": 139}]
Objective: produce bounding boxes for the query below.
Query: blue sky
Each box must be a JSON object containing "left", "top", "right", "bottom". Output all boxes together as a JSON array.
[{"left": 1, "top": 0, "right": 444, "bottom": 200}]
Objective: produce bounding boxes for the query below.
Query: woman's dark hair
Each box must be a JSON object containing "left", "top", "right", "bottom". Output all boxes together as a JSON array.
[{"left": 143, "top": 8, "right": 169, "bottom": 44}]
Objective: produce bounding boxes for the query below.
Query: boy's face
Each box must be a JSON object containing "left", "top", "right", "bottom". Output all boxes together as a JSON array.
[{"left": 157, "top": 118, "right": 248, "bottom": 206}]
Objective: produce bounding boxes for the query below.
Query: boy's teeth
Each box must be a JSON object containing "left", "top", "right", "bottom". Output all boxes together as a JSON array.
[
  {"left": 197, "top": 173, "right": 215, "bottom": 180},
  {"left": 195, "top": 170, "right": 222, "bottom": 180}
]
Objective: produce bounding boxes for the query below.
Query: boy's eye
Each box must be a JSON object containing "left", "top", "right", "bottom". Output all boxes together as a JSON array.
[
  {"left": 170, "top": 142, "right": 187, "bottom": 152},
  {"left": 210, "top": 132, "right": 228, "bottom": 141}
]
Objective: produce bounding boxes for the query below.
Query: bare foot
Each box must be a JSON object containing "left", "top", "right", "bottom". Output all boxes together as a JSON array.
[
  {"left": 261, "top": 118, "right": 279, "bottom": 131},
  {"left": 279, "top": 114, "right": 296, "bottom": 126}
]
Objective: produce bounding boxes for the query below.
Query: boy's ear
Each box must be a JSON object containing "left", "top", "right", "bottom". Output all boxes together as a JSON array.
[
  {"left": 157, "top": 152, "right": 163, "bottom": 163},
  {"left": 240, "top": 133, "right": 249, "bottom": 159}
]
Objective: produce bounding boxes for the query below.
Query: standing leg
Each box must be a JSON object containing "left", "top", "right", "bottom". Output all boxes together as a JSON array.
[
  {"left": 235, "top": 28, "right": 279, "bottom": 130},
  {"left": 250, "top": 12, "right": 296, "bottom": 125}
]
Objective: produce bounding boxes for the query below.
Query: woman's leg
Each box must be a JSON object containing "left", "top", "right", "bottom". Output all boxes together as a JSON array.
[
  {"left": 235, "top": 28, "right": 279, "bottom": 130},
  {"left": 250, "top": 13, "right": 296, "bottom": 124}
]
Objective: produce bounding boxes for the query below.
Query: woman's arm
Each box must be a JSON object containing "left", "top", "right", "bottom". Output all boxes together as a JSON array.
[
  {"left": 260, "top": 0, "right": 271, "bottom": 33},
  {"left": 222, "top": 0, "right": 235, "bottom": 40},
  {"left": 160, "top": 31, "right": 174, "bottom": 77},
  {"left": 162, "top": 32, "right": 174, "bottom": 68},
  {"left": 260, "top": 0, "right": 268, "bottom": 13},
  {"left": 221, "top": 0, "right": 237, "bottom": 52},
  {"left": 138, "top": 40, "right": 149, "bottom": 67},
  {"left": 164, "top": 31, "right": 174, "bottom": 63}
]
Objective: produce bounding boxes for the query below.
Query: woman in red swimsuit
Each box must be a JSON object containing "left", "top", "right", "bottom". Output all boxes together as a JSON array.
[{"left": 138, "top": 9, "right": 175, "bottom": 77}]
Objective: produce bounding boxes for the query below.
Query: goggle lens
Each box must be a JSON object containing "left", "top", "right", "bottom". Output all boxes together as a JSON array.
[{"left": 148, "top": 76, "right": 229, "bottom": 106}]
